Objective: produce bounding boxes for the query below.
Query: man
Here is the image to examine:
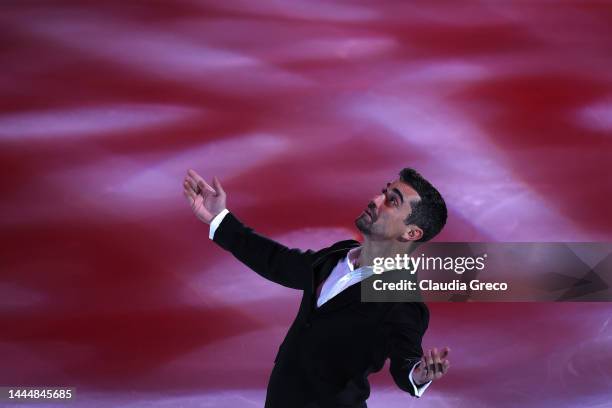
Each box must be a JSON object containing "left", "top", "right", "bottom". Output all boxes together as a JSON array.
[{"left": 183, "top": 168, "right": 451, "bottom": 408}]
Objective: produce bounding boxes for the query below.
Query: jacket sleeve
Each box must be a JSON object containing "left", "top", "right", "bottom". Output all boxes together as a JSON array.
[
  {"left": 211, "top": 211, "right": 320, "bottom": 290},
  {"left": 385, "top": 302, "right": 430, "bottom": 397}
]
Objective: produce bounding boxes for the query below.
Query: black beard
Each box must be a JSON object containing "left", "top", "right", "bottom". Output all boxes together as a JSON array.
[{"left": 355, "top": 215, "right": 371, "bottom": 235}]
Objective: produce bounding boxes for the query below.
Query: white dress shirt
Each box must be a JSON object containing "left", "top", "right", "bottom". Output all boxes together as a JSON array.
[{"left": 209, "top": 209, "right": 432, "bottom": 397}]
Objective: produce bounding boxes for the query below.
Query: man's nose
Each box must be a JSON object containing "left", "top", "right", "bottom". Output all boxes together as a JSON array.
[{"left": 371, "top": 193, "right": 384, "bottom": 208}]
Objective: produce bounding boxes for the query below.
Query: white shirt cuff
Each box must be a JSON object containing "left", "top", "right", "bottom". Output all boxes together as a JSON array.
[
  {"left": 409, "top": 361, "right": 432, "bottom": 397},
  {"left": 209, "top": 209, "right": 230, "bottom": 240}
]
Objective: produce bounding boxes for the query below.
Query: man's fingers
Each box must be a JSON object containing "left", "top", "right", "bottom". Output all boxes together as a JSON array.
[
  {"left": 198, "top": 180, "right": 215, "bottom": 195},
  {"left": 212, "top": 176, "right": 225, "bottom": 197},
  {"left": 184, "top": 177, "right": 198, "bottom": 192},
  {"left": 184, "top": 183, "right": 198, "bottom": 199},
  {"left": 187, "top": 169, "right": 204, "bottom": 184},
  {"left": 183, "top": 187, "right": 195, "bottom": 204},
  {"left": 188, "top": 169, "right": 215, "bottom": 194},
  {"left": 186, "top": 170, "right": 216, "bottom": 195},
  {"left": 432, "top": 348, "right": 442, "bottom": 379},
  {"left": 420, "top": 348, "right": 451, "bottom": 382},
  {"left": 184, "top": 179, "right": 197, "bottom": 195},
  {"left": 425, "top": 349, "right": 434, "bottom": 381},
  {"left": 430, "top": 348, "right": 438, "bottom": 377}
]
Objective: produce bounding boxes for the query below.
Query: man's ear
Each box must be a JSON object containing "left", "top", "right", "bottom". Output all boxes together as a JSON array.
[{"left": 400, "top": 225, "right": 423, "bottom": 242}]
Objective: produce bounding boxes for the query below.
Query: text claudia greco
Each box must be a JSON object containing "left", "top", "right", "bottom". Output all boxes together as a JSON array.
[
  {"left": 371, "top": 253, "right": 509, "bottom": 292},
  {"left": 373, "top": 279, "right": 508, "bottom": 291}
]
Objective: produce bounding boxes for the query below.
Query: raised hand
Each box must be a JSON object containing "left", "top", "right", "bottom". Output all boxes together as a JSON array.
[
  {"left": 413, "top": 347, "right": 450, "bottom": 385},
  {"left": 183, "top": 169, "right": 227, "bottom": 224}
]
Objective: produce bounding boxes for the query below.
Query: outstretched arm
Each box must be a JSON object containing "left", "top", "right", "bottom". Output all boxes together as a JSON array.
[
  {"left": 386, "top": 303, "right": 427, "bottom": 396},
  {"left": 183, "top": 169, "right": 317, "bottom": 290}
]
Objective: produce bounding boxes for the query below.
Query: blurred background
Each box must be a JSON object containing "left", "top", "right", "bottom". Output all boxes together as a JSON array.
[{"left": 1, "top": 1, "right": 612, "bottom": 407}]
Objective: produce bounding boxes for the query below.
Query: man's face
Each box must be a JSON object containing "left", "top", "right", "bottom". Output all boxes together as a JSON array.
[{"left": 355, "top": 179, "right": 422, "bottom": 241}]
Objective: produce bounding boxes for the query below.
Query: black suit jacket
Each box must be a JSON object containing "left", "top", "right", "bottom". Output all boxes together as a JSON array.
[{"left": 213, "top": 212, "right": 429, "bottom": 408}]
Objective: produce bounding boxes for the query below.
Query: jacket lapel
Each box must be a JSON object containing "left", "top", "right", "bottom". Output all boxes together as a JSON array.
[
  {"left": 315, "top": 278, "right": 363, "bottom": 314},
  {"left": 310, "top": 241, "right": 363, "bottom": 315}
]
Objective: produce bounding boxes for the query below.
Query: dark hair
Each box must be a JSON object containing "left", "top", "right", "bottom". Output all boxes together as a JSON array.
[{"left": 399, "top": 168, "right": 447, "bottom": 242}]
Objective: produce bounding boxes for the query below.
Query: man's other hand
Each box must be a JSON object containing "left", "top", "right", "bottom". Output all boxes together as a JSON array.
[
  {"left": 183, "top": 169, "right": 227, "bottom": 224},
  {"left": 413, "top": 347, "right": 450, "bottom": 385}
]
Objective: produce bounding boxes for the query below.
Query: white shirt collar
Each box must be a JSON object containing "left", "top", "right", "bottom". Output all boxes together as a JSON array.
[
  {"left": 346, "top": 246, "right": 398, "bottom": 275},
  {"left": 346, "top": 246, "right": 361, "bottom": 271}
]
